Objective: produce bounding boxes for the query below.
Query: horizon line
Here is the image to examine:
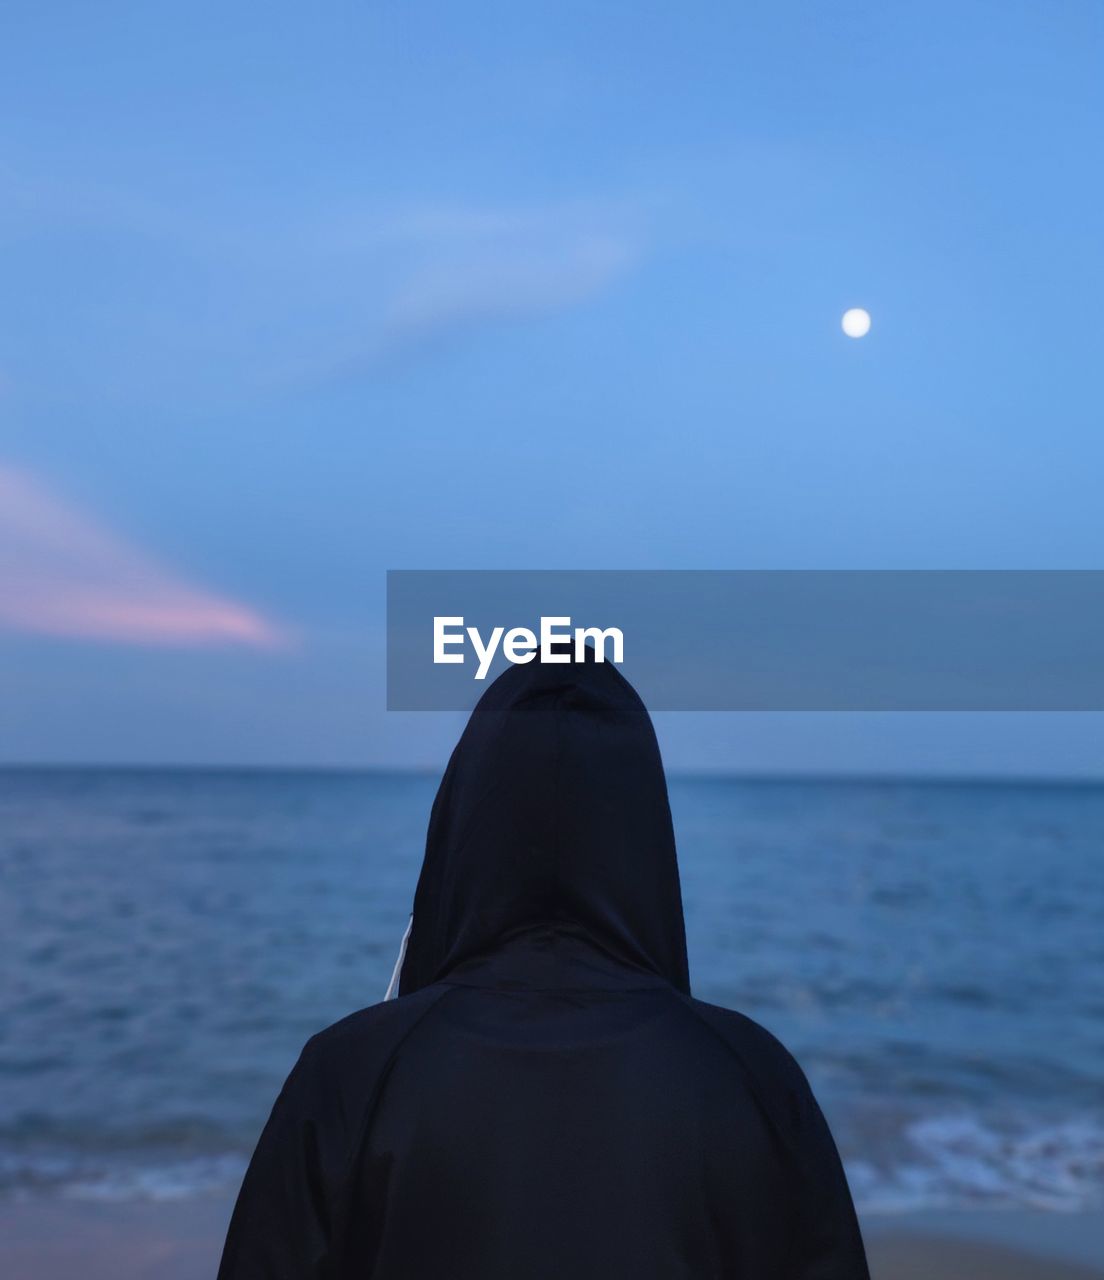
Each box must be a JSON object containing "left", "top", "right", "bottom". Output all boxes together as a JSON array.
[{"left": 1, "top": 760, "right": 1103, "bottom": 789}]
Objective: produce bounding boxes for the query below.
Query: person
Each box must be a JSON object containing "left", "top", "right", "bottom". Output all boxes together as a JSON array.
[{"left": 218, "top": 652, "right": 869, "bottom": 1279}]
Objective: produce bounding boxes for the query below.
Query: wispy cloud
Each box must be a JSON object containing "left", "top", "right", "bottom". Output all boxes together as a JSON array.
[
  {"left": 381, "top": 231, "right": 635, "bottom": 352},
  {"left": 296, "top": 199, "right": 644, "bottom": 369},
  {"left": 0, "top": 463, "right": 286, "bottom": 649},
  {"left": 371, "top": 202, "right": 641, "bottom": 357},
  {"left": 3, "top": 169, "right": 648, "bottom": 387}
]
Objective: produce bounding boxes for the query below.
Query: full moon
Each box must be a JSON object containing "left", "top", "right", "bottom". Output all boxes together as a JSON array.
[{"left": 841, "top": 307, "right": 871, "bottom": 338}]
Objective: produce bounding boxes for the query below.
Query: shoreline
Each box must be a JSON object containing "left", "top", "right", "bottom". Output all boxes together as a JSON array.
[
  {"left": 868, "top": 1234, "right": 1104, "bottom": 1280},
  {"left": 0, "top": 1197, "right": 1101, "bottom": 1280}
]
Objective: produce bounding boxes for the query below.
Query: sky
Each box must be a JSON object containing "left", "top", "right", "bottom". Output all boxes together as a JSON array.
[{"left": 1, "top": 1, "right": 1103, "bottom": 773}]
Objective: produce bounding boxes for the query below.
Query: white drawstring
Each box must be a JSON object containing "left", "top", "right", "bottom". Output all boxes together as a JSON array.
[{"left": 384, "top": 915, "right": 414, "bottom": 1001}]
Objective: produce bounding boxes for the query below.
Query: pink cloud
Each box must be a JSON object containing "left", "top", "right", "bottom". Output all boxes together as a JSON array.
[{"left": 0, "top": 463, "right": 287, "bottom": 649}]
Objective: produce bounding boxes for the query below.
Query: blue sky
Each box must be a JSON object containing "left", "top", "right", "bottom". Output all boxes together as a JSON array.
[{"left": 1, "top": 2, "right": 1102, "bottom": 772}]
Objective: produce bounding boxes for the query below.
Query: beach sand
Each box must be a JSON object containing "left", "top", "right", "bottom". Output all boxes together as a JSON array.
[
  {"left": 0, "top": 1198, "right": 1101, "bottom": 1279},
  {"left": 867, "top": 1233, "right": 1104, "bottom": 1279}
]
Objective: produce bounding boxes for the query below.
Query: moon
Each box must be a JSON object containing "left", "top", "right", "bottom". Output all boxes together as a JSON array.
[{"left": 841, "top": 307, "right": 871, "bottom": 338}]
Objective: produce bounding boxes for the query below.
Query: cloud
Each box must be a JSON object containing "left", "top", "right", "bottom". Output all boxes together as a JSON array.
[
  {"left": 381, "top": 230, "right": 636, "bottom": 353},
  {"left": 261, "top": 200, "right": 644, "bottom": 383},
  {"left": 307, "top": 200, "right": 640, "bottom": 365},
  {"left": 3, "top": 171, "right": 647, "bottom": 388},
  {"left": 0, "top": 463, "right": 286, "bottom": 649}
]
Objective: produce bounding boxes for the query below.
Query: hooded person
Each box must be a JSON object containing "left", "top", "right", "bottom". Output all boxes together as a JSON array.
[{"left": 218, "top": 652, "right": 869, "bottom": 1279}]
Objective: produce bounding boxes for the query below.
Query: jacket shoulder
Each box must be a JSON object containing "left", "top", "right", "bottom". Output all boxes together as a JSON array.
[
  {"left": 684, "top": 996, "right": 806, "bottom": 1066},
  {"left": 273, "top": 984, "right": 453, "bottom": 1166},
  {"left": 680, "top": 995, "right": 816, "bottom": 1128},
  {"left": 305, "top": 983, "right": 451, "bottom": 1065}
]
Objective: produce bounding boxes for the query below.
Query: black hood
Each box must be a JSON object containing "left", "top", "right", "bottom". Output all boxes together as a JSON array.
[{"left": 398, "top": 653, "right": 690, "bottom": 995}]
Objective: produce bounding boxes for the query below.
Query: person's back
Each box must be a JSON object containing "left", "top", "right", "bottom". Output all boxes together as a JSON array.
[{"left": 219, "top": 656, "right": 869, "bottom": 1279}]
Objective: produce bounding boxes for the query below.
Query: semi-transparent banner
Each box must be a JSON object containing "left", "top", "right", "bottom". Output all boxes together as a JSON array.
[{"left": 386, "top": 570, "right": 1104, "bottom": 711}]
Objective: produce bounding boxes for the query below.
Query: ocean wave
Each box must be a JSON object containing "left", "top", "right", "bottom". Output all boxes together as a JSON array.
[
  {"left": 3, "top": 1111, "right": 1102, "bottom": 1213},
  {"left": 0, "top": 1150, "right": 247, "bottom": 1202},
  {"left": 849, "top": 1112, "right": 1104, "bottom": 1214}
]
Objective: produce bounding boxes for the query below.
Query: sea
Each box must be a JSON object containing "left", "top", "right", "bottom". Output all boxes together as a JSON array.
[{"left": 2, "top": 768, "right": 1102, "bottom": 1217}]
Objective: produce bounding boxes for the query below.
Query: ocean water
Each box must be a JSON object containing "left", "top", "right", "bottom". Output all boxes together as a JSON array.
[{"left": 2, "top": 768, "right": 1102, "bottom": 1216}]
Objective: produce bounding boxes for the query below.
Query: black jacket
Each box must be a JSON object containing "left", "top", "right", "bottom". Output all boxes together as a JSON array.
[{"left": 218, "top": 655, "right": 869, "bottom": 1279}]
